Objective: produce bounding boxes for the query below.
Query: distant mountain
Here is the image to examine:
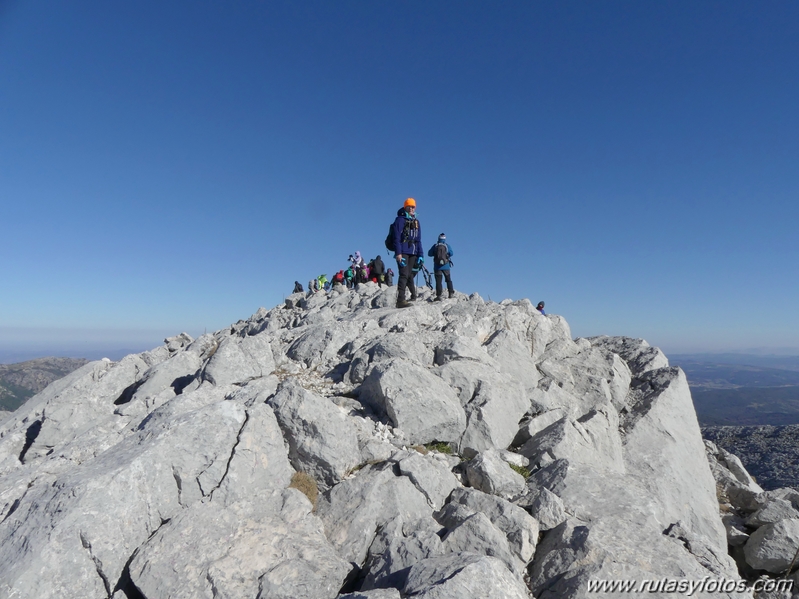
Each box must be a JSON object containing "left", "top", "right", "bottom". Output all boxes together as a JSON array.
[{"left": 0, "top": 357, "right": 88, "bottom": 413}]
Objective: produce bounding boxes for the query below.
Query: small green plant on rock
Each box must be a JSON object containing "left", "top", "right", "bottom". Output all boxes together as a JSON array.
[
  {"left": 424, "top": 441, "right": 454, "bottom": 455},
  {"left": 509, "top": 463, "right": 531, "bottom": 479},
  {"left": 289, "top": 471, "right": 318, "bottom": 510}
]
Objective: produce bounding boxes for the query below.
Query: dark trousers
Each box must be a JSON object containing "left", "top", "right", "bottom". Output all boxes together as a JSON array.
[
  {"left": 397, "top": 255, "right": 418, "bottom": 301},
  {"left": 435, "top": 270, "right": 454, "bottom": 297}
]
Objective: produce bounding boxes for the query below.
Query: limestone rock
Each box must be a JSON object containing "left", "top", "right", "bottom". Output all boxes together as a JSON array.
[
  {"left": 339, "top": 590, "right": 402, "bottom": 599},
  {"left": 360, "top": 515, "right": 444, "bottom": 591},
  {"left": 464, "top": 449, "right": 526, "bottom": 499},
  {"left": 747, "top": 498, "right": 799, "bottom": 528},
  {"left": 440, "top": 511, "right": 523, "bottom": 574},
  {"left": 202, "top": 332, "right": 275, "bottom": 385},
  {"left": 316, "top": 464, "right": 433, "bottom": 567},
  {"left": 436, "top": 487, "right": 539, "bottom": 564},
  {"left": 269, "top": 379, "right": 361, "bottom": 488},
  {"left": 458, "top": 373, "right": 529, "bottom": 457},
  {"left": 130, "top": 490, "right": 350, "bottom": 599},
  {"left": 359, "top": 359, "right": 466, "bottom": 445},
  {"left": 397, "top": 451, "right": 460, "bottom": 510},
  {"left": 526, "top": 487, "right": 567, "bottom": 531},
  {"left": 403, "top": 553, "right": 530, "bottom": 599},
  {"left": 744, "top": 519, "right": 799, "bottom": 573}
]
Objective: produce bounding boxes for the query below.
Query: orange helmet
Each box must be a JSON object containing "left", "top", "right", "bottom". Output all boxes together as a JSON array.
[{"left": 404, "top": 197, "right": 416, "bottom": 208}]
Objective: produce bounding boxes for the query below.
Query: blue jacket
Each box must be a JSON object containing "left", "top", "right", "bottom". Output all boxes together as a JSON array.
[
  {"left": 428, "top": 241, "right": 453, "bottom": 271},
  {"left": 392, "top": 208, "right": 423, "bottom": 257}
]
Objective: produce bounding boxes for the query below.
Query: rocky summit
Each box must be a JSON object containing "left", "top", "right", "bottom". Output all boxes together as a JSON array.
[{"left": 0, "top": 283, "right": 785, "bottom": 598}]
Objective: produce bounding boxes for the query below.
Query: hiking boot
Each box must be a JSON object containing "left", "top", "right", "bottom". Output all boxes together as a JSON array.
[
  {"left": 433, "top": 296, "right": 442, "bottom": 302},
  {"left": 448, "top": 291, "right": 455, "bottom": 299},
  {"left": 396, "top": 300, "right": 411, "bottom": 309},
  {"left": 409, "top": 294, "right": 417, "bottom": 302}
]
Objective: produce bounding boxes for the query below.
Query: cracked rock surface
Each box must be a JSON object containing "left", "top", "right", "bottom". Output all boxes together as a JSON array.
[{"left": 0, "top": 285, "right": 754, "bottom": 597}]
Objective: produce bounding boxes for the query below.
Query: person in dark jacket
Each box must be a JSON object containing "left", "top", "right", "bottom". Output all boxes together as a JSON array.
[
  {"left": 370, "top": 255, "right": 386, "bottom": 286},
  {"left": 293, "top": 281, "right": 304, "bottom": 294},
  {"left": 392, "top": 197, "right": 423, "bottom": 308},
  {"left": 536, "top": 301, "right": 546, "bottom": 315},
  {"left": 428, "top": 233, "right": 454, "bottom": 300}
]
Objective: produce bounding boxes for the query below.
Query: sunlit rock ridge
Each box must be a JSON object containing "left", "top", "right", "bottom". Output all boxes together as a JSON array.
[{"left": 0, "top": 284, "right": 751, "bottom": 598}]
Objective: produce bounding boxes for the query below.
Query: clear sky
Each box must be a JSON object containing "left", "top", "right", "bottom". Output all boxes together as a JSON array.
[{"left": 1, "top": 1, "right": 797, "bottom": 360}]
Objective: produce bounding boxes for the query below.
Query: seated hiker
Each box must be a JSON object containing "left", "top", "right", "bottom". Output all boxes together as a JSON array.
[
  {"left": 293, "top": 281, "right": 304, "bottom": 294},
  {"left": 332, "top": 270, "right": 345, "bottom": 287},
  {"left": 428, "top": 233, "right": 454, "bottom": 301},
  {"left": 536, "top": 301, "right": 546, "bottom": 315},
  {"left": 317, "top": 274, "right": 328, "bottom": 292}
]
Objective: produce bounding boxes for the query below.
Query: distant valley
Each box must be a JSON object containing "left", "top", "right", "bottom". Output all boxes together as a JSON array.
[
  {"left": 0, "top": 358, "right": 88, "bottom": 413},
  {"left": 671, "top": 353, "right": 799, "bottom": 426}
]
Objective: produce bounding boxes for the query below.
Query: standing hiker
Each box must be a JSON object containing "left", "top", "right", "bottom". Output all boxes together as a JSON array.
[
  {"left": 370, "top": 255, "right": 386, "bottom": 286},
  {"left": 428, "top": 233, "right": 454, "bottom": 301},
  {"left": 391, "top": 197, "right": 423, "bottom": 308}
]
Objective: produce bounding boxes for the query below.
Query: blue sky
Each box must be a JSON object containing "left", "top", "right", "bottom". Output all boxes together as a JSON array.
[{"left": 1, "top": 1, "right": 797, "bottom": 360}]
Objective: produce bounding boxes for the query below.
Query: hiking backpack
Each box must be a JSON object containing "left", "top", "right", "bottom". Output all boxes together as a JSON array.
[{"left": 434, "top": 242, "right": 449, "bottom": 267}]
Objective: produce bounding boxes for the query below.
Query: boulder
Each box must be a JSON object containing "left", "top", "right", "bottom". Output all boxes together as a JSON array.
[
  {"left": 463, "top": 449, "right": 526, "bottom": 499},
  {"left": 458, "top": 374, "right": 529, "bottom": 457},
  {"left": 441, "top": 511, "right": 522, "bottom": 574},
  {"left": 744, "top": 519, "right": 799, "bottom": 573},
  {"left": 403, "top": 553, "right": 530, "bottom": 599},
  {"left": 315, "top": 464, "right": 433, "bottom": 567},
  {"left": 130, "top": 490, "right": 350, "bottom": 599},
  {"left": 359, "top": 360, "right": 466, "bottom": 445},
  {"left": 360, "top": 516, "right": 444, "bottom": 591},
  {"left": 436, "top": 487, "right": 538, "bottom": 564},
  {"left": 525, "top": 487, "right": 567, "bottom": 531},
  {"left": 397, "top": 451, "right": 461, "bottom": 510},
  {"left": 747, "top": 498, "right": 799, "bottom": 528},
  {"left": 202, "top": 333, "right": 275, "bottom": 385},
  {"left": 268, "top": 380, "right": 361, "bottom": 488}
]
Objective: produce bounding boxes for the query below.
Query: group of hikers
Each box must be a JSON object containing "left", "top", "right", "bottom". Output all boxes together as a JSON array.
[
  {"left": 293, "top": 197, "right": 549, "bottom": 313},
  {"left": 293, "top": 196, "right": 549, "bottom": 313},
  {"left": 294, "top": 251, "right": 396, "bottom": 295},
  {"left": 292, "top": 197, "right": 456, "bottom": 307}
]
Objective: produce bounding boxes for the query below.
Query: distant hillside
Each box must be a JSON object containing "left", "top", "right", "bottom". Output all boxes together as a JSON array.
[
  {"left": 670, "top": 354, "right": 799, "bottom": 426},
  {"left": 0, "top": 358, "right": 88, "bottom": 413},
  {"left": 703, "top": 425, "right": 799, "bottom": 490}
]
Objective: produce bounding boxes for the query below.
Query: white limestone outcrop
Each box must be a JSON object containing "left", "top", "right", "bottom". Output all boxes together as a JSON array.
[{"left": 0, "top": 287, "right": 755, "bottom": 598}]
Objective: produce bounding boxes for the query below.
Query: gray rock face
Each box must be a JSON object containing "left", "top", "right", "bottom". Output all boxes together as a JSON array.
[
  {"left": 403, "top": 553, "right": 530, "bottom": 599},
  {"left": 269, "top": 379, "right": 361, "bottom": 488},
  {"left": 0, "top": 291, "right": 754, "bottom": 598},
  {"left": 131, "top": 490, "right": 350, "bottom": 599},
  {"left": 747, "top": 498, "right": 799, "bottom": 528},
  {"left": 359, "top": 359, "right": 466, "bottom": 445},
  {"left": 203, "top": 332, "right": 275, "bottom": 385},
  {"left": 744, "top": 519, "right": 799, "bottom": 573},
  {"left": 436, "top": 487, "right": 539, "bottom": 565},
  {"left": 463, "top": 449, "right": 526, "bottom": 499}
]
